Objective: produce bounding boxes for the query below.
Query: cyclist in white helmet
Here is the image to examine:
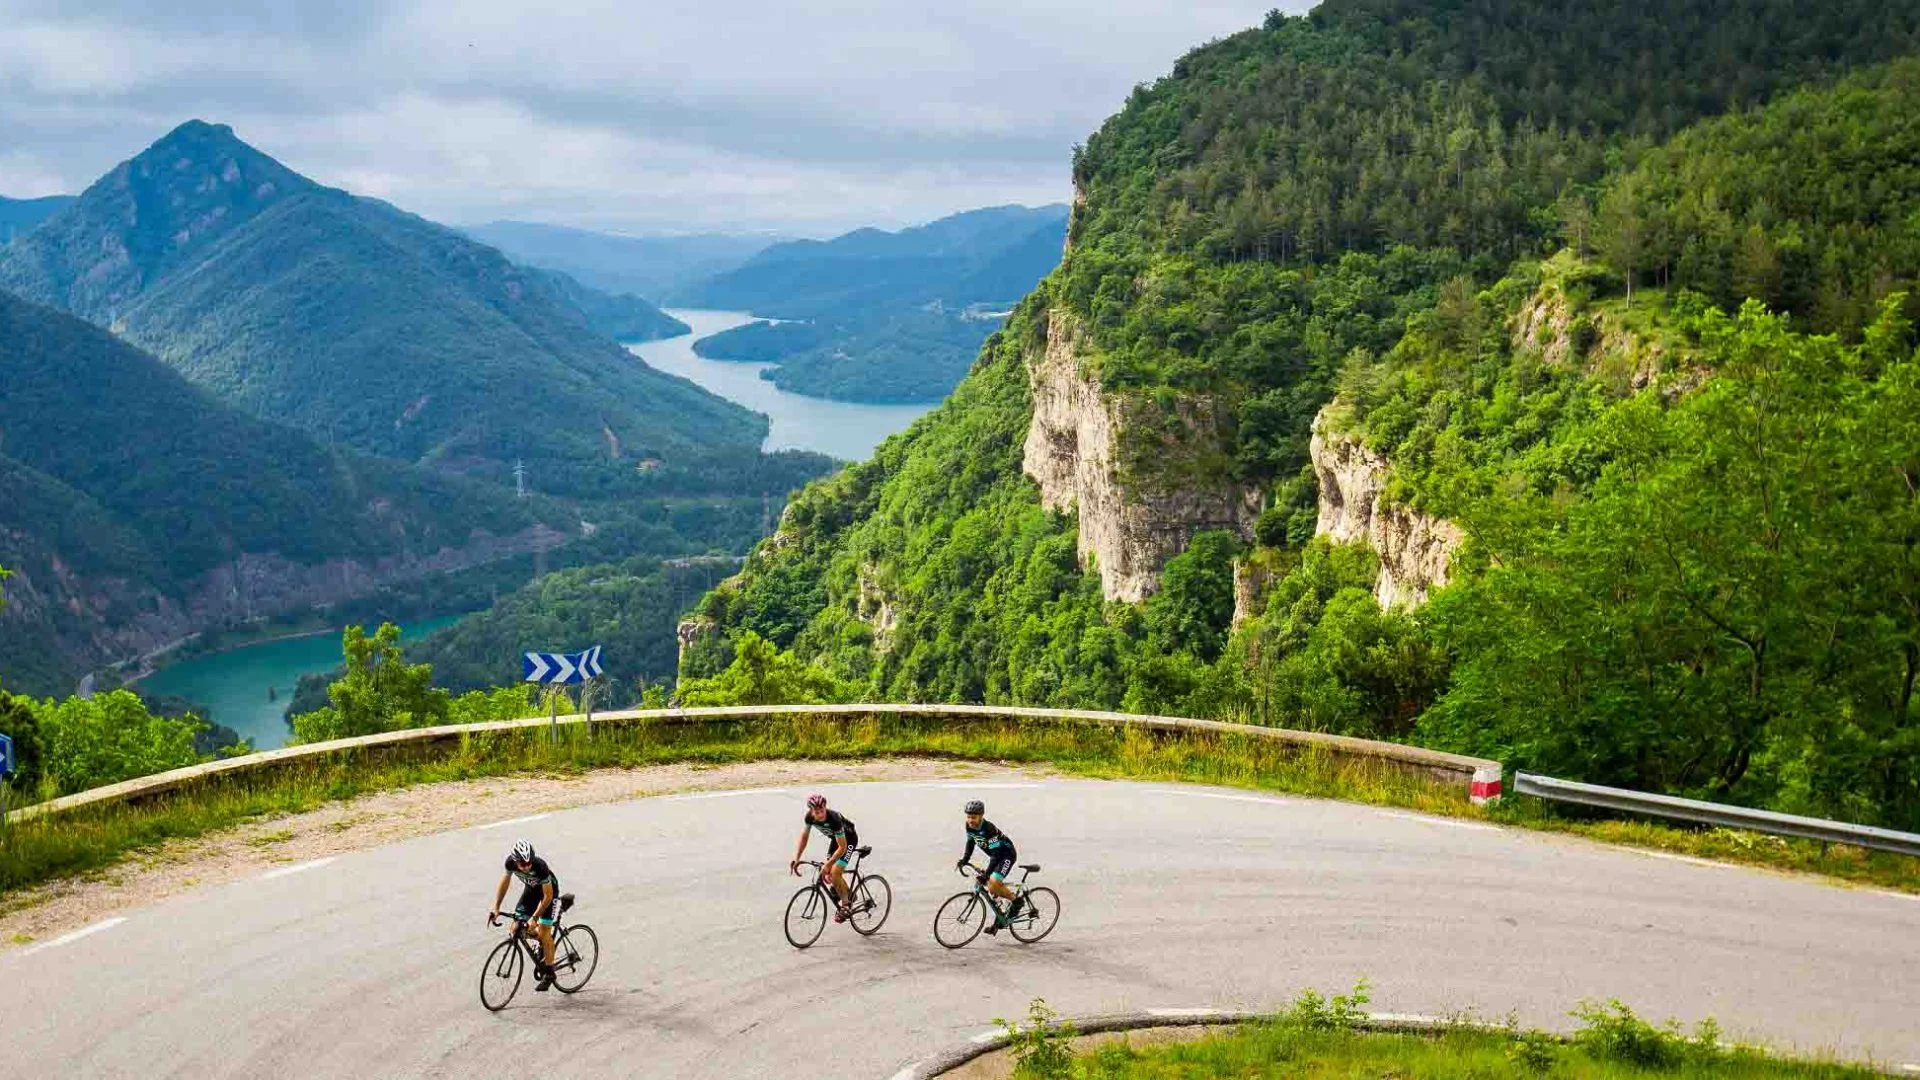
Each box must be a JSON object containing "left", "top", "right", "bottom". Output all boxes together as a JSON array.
[{"left": 489, "top": 840, "right": 561, "bottom": 991}]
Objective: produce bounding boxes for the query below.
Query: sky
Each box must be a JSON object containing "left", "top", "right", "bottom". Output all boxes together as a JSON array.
[{"left": 0, "top": 1, "right": 1296, "bottom": 237}]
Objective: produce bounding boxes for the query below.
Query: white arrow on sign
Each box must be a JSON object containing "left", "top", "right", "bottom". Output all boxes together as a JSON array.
[
  {"left": 523, "top": 653, "right": 552, "bottom": 683},
  {"left": 584, "top": 646, "right": 603, "bottom": 678},
  {"left": 552, "top": 652, "right": 577, "bottom": 684}
]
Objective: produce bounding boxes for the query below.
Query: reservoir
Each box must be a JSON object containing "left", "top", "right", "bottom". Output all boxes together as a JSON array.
[
  {"left": 138, "top": 615, "right": 464, "bottom": 751},
  {"left": 629, "top": 309, "right": 935, "bottom": 461}
]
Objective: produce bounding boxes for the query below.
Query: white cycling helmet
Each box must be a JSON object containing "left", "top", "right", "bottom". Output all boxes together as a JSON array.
[{"left": 511, "top": 839, "right": 535, "bottom": 863}]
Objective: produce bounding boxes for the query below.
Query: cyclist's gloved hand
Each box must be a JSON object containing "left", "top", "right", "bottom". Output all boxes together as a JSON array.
[
  {"left": 487, "top": 910, "right": 499, "bottom": 927},
  {"left": 789, "top": 859, "right": 800, "bottom": 877},
  {"left": 955, "top": 859, "right": 967, "bottom": 870}
]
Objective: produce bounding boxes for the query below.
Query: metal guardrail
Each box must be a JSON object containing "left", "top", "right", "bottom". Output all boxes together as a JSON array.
[
  {"left": 10, "top": 703, "right": 1503, "bottom": 823},
  {"left": 1514, "top": 772, "right": 1920, "bottom": 858}
]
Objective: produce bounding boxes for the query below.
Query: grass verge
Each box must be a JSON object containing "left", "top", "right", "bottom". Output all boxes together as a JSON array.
[
  {"left": 2, "top": 712, "right": 1915, "bottom": 898},
  {"left": 1001, "top": 991, "right": 1882, "bottom": 1079}
]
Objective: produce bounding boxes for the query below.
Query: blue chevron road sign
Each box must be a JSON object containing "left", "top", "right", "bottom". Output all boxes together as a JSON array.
[
  {"left": 522, "top": 646, "right": 603, "bottom": 685},
  {"left": 0, "top": 732, "right": 13, "bottom": 778}
]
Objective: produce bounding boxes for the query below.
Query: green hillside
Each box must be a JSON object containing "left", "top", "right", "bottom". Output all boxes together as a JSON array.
[
  {"left": 0, "top": 195, "right": 73, "bottom": 244},
  {"left": 522, "top": 265, "right": 690, "bottom": 343},
  {"left": 692, "top": 308, "right": 1001, "bottom": 403},
  {"left": 0, "top": 122, "right": 767, "bottom": 497},
  {"left": 684, "top": 2, "right": 1920, "bottom": 830},
  {"left": 0, "top": 291, "right": 568, "bottom": 695}
]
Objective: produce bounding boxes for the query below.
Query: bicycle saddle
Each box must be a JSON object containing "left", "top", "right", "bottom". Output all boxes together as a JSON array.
[
  {"left": 856, "top": 845, "right": 873, "bottom": 857},
  {"left": 559, "top": 893, "right": 576, "bottom": 913},
  {"left": 1020, "top": 864, "right": 1040, "bottom": 872}
]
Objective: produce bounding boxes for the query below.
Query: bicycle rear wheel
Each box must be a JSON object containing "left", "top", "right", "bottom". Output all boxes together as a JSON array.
[
  {"left": 479, "top": 939, "right": 524, "bottom": 1011},
  {"left": 552, "top": 924, "right": 599, "bottom": 993},
  {"left": 1008, "top": 887, "right": 1060, "bottom": 944},
  {"left": 784, "top": 885, "right": 828, "bottom": 949},
  {"left": 849, "top": 874, "right": 891, "bottom": 936},
  {"left": 933, "top": 891, "right": 987, "bottom": 949}
]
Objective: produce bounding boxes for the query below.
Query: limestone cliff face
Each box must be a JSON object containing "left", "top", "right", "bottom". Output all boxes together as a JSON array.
[
  {"left": 1021, "top": 309, "right": 1262, "bottom": 602},
  {"left": 1309, "top": 411, "right": 1463, "bottom": 609}
]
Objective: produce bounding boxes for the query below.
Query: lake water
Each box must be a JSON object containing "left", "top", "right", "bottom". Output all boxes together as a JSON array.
[
  {"left": 629, "top": 309, "right": 936, "bottom": 461},
  {"left": 138, "top": 615, "right": 465, "bottom": 751}
]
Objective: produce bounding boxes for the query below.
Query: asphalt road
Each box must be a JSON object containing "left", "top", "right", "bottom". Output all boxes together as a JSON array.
[{"left": 5, "top": 778, "right": 1917, "bottom": 1078}]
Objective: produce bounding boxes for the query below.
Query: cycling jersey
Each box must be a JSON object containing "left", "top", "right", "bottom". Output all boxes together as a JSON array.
[
  {"left": 803, "top": 809, "right": 858, "bottom": 857},
  {"left": 506, "top": 855, "right": 560, "bottom": 924},
  {"left": 962, "top": 818, "right": 1014, "bottom": 862}
]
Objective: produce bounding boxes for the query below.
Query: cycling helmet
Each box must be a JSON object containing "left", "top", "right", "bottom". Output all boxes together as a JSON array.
[
  {"left": 511, "top": 840, "right": 534, "bottom": 863},
  {"left": 806, "top": 793, "right": 828, "bottom": 810},
  {"left": 964, "top": 800, "right": 985, "bottom": 815}
]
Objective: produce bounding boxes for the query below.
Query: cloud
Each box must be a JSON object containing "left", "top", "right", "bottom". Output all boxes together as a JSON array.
[{"left": 0, "top": 0, "right": 1298, "bottom": 234}]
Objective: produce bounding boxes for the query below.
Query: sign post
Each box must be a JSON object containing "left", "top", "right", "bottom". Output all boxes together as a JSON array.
[
  {"left": 0, "top": 732, "right": 14, "bottom": 831},
  {"left": 522, "top": 647, "right": 604, "bottom": 744}
]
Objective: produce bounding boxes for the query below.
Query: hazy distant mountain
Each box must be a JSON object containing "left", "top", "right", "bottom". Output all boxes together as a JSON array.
[
  {"left": 521, "top": 265, "right": 689, "bottom": 342},
  {"left": 0, "top": 195, "right": 74, "bottom": 244},
  {"left": 682, "top": 204, "right": 1065, "bottom": 403},
  {"left": 0, "top": 291, "right": 562, "bottom": 696},
  {"left": 684, "top": 204, "right": 1067, "bottom": 317},
  {"left": 465, "top": 221, "right": 777, "bottom": 304},
  {"left": 0, "top": 121, "right": 766, "bottom": 497}
]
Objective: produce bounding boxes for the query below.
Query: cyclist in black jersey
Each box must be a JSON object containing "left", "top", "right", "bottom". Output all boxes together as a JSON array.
[
  {"left": 958, "top": 800, "right": 1024, "bottom": 934},
  {"left": 790, "top": 793, "right": 858, "bottom": 922},
  {"left": 489, "top": 839, "right": 561, "bottom": 991}
]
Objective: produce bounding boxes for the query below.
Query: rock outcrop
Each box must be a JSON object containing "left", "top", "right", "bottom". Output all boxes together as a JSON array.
[
  {"left": 1022, "top": 309, "right": 1262, "bottom": 602},
  {"left": 1309, "top": 412, "right": 1462, "bottom": 609}
]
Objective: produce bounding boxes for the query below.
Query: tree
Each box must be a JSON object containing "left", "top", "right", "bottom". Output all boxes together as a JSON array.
[
  {"left": 290, "top": 623, "right": 450, "bottom": 743},
  {"left": 0, "top": 688, "right": 42, "bottom": 795},
  {"left": 674, "top": 631, "right": 850, "bottom": 706},
  {"left": 1595, "top": 174, "right": 1650, "bottom": 308},
  {"left": 31, "top": 690, "right": 204, "bottom": 796}
]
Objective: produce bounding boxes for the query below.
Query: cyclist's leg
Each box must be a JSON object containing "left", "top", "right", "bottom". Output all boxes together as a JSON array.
[{"left": 986, "top": 853, "right": 1018, "bottom": 903}]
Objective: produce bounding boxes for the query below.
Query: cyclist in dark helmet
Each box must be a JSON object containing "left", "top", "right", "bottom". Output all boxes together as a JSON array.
[
  {"left": 490, "top": 839, "right": 561, "bottom": 990},
  {"left": 791, "top": 793, "right": 859, "bottom": 922},
  {"left": 958, "top": 799, "right": 1023, "bottom": 934}
]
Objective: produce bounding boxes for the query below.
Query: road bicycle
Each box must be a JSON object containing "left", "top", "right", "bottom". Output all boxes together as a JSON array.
[
  {"left": 933, "top": 861, "right": 1060, "bottom": 949},
  {"left": 480, "top": 893, "right": 600, "bottom": 1011},
  {"left": 784, "top": 845, "right": 892, "bottom": 948}
]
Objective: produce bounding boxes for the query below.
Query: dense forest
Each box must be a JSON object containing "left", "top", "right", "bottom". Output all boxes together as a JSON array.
[{"left": 684, "top": 0, "right": 1920, "bottom": 830}]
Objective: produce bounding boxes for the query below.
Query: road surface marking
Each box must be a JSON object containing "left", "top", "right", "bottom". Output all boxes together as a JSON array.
[
  {"left": 1375, "top": 810, "right": 1501, "bottom": 832},
  {"left": 1147, "top": 1007, "right": 1223, "bottom": 1017},
  {"left": 22, "top": 917, "right": 126, "bottom": 956},
  {"left": 887, "top": 1068, "right": 920, "bottom": 1080},
  {"left": 970, "top": 1029, "right": 1004, "bottom": 1044},
  {"left": 1871, "top": 890, "right": 1920, "bottom": 903},
  {"left": 1636, "top": 850, "right": 1732, "bottom": 869},
  {"left": 474, "top": 813, "right": 552, "bottom": 830},
  {"left": 1158, "top": 790, "right": 1291, "bottom": 806},
  {"left": 1369, "top": 1012, "right": 1448, "bottom": 1024},
  {"left": 935, "top": 782, "right": 1042, "bottom": 790},
  {"left": 1898, "top": 1065, "right": 1919, "bottom": 1075},
  {"left": 260, "top": 857, "right": 336, "bottom": 880},
  {"left": 666, "top": 787, "right": 790, "bottom": 801}
]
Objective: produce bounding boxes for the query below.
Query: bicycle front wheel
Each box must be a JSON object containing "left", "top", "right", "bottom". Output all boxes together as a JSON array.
[
  {"left": 552, "top": 924, "right": 599, "bottom": 993},
  {"left": 1008, "top": 887, "right": 1061, "bottom": 944},
  {"left": 784, "top": 885, "right": 828, "bottom": 949},
  {"left": 849, "top": 874, "right": 892, "bottom": 936},
  {"left": 933, "top": 891, "right": 987, "bottom": 949},
  {"left": 479, "top": 939, "right": 524, "bottom": 1012}
]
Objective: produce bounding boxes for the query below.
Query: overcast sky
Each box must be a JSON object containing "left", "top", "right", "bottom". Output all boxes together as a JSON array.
[{"left": 0, "top": 1, "right": 1296, "bottom": 236}]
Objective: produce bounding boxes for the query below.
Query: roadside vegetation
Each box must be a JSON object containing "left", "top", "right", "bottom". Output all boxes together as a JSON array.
[{"left": 1001, "top": 990, "right": 1879, "bottom": 1079}]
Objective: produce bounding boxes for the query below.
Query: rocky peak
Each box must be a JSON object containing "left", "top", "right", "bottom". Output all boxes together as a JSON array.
[
  {"left": 1, "top": 120, "right": 317, "bottom": 320},
  {"left": 1021, "top": 307, "right": 1262, "bottom": 602},
  {"left": 1309, "top": 409, "right": 1462, "bottom": 609}
]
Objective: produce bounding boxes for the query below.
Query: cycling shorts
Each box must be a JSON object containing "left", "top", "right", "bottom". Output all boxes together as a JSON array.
[
  {"left": 514, "top": 884, "right": 558, "bottom": 926},
  {"left": 984, "top": 850, "right": 1017, "bottom": 882}
]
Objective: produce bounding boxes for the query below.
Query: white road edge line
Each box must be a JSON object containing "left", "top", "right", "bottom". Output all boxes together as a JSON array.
[
  {"left": 1899, "top": 1065, "right": 1920, "bottom": 1075},
  {"left": 887, "top": 1068, "right": 921, "bottom": 1080},
  {"left": 473, "top": 812, "right": 552, "bottom": 830},
  {"left": 259, "top": 856, "right": 336, "bottom": 880},
  {"left": 934, "top": 782, "right": 1042, "bottom": 789},
  {"left": 21, "top": 917, "right": 126, "bottom": 956},
  {"left": 666, "top": 787, "right": 791, "bottom": 801},
  {"left": 1636, "top": 850, "right": 1732, "bottom": 869},
  {"left": 969, "top": 1029, "right": 1003, "bottom": 1044},
  {"left": 1157, "top": 790, "right": 1291, "bottom": 806},
  {"left": 1370, "top": 1012, "right": 1448, "bottom": 1024},
  {"left": 1374, "top": 810, "right": 1501, "bottom": 832}
]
